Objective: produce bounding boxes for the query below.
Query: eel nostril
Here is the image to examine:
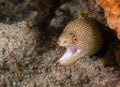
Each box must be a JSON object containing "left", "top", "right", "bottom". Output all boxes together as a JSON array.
[
  {"left": 58, "top": 39, "right": 67, "bottom": 45},
  {"left": 64, "top": 41, "right": 67, "bottom": 44}
]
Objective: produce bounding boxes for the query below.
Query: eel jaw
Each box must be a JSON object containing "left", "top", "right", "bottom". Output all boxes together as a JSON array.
[{"left": 59, "top": 46, "right": 81, "bottom": 65}]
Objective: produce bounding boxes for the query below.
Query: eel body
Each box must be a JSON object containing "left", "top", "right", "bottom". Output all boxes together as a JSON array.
[{"left": 58, "top": 17, "right": 103, "bottom": 65}]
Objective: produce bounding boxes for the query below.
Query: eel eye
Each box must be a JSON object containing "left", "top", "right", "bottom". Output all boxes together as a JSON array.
[{"left": 72, "top": 36, "right": 78, "bottom": 43}]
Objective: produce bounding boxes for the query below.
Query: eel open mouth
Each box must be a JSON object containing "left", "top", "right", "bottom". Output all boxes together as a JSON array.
[{"left": 59, "top": 46, "right": 81, "bottom": 65}]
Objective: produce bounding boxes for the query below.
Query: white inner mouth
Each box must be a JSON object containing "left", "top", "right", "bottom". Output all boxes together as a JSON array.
[{"left": 60, "top": 46, "right": 81, "bottom": 61}]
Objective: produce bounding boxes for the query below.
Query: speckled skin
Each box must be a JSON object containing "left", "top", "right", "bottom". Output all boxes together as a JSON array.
[{"left": 58, "top": 17, "right": 103, "bottom": 65}]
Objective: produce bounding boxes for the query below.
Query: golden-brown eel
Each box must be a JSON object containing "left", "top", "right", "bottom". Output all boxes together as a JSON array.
[{"left": 58, "top": 17, "right": 103, "bottom": 65}]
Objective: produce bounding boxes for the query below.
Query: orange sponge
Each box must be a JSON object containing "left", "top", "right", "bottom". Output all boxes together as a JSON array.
[{"left": 96, "top": 0, "right": 120, "bottom": 39}]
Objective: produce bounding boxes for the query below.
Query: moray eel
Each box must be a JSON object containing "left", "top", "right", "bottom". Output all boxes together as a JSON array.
[{"left": 58, "top": 17, "right": 103, "bottom": 65}]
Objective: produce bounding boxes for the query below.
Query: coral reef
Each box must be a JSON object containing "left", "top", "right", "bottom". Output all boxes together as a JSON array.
[{"left": 0, "top": 0, "right": 120, "bottom": 86}]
